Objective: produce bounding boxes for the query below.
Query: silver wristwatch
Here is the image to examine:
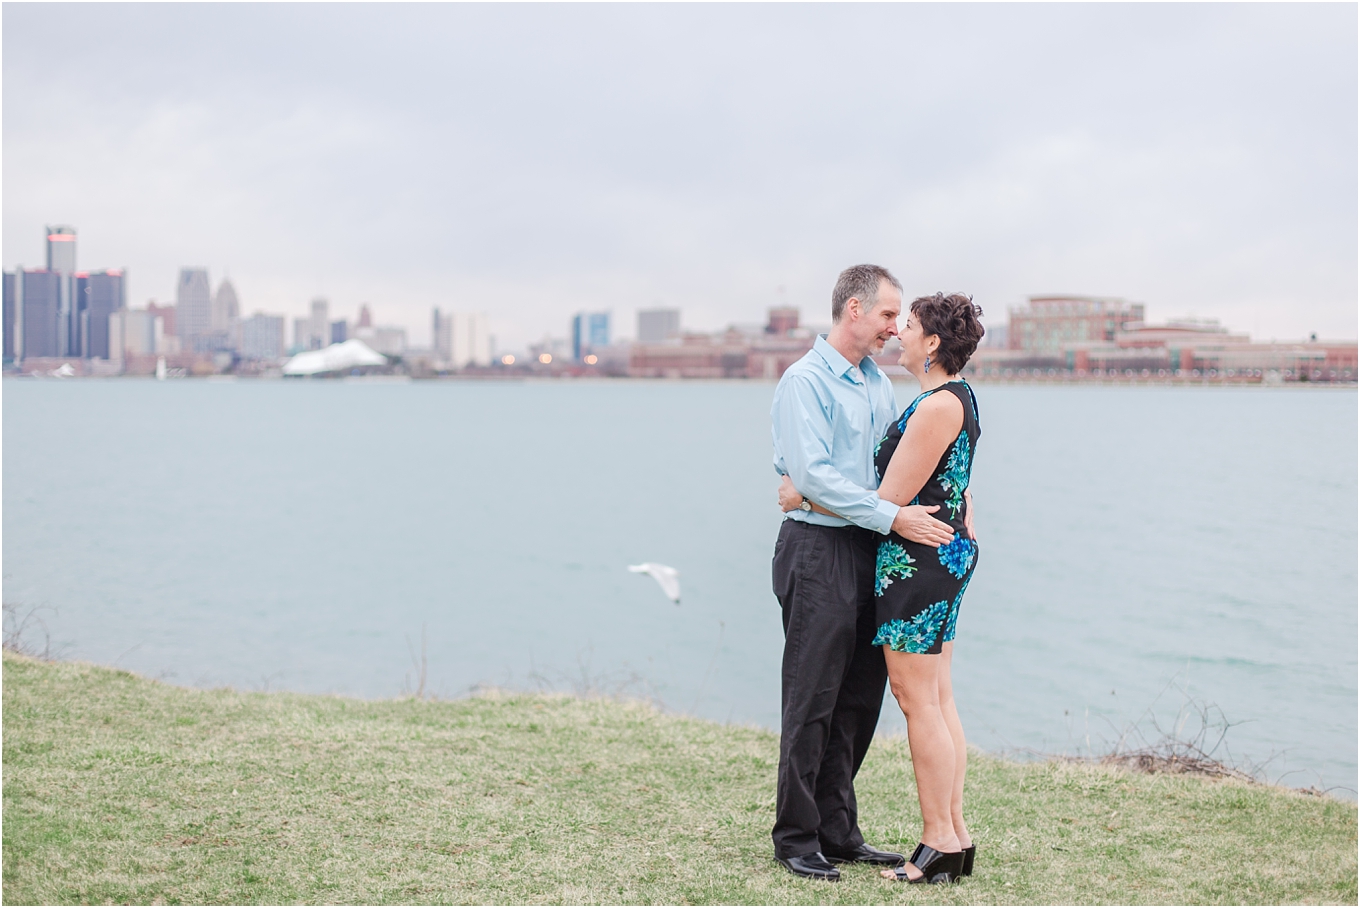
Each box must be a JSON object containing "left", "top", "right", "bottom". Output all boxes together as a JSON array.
[{"left": 799, "top": 500, "right": 812, "bottom": 512}]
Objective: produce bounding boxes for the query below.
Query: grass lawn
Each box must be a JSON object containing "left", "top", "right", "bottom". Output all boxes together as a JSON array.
[{"left": 3, "top": 651, "right": 1355, "bottom": 905}]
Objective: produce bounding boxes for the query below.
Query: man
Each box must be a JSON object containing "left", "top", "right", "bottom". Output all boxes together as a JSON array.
[{"left": 769, "top": 264, "right": 956, "bottom": 881}]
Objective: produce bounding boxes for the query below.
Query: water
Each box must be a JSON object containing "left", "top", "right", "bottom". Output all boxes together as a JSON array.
[{"left": 4, "top": 379, "right": 1355, "bottom": 795}]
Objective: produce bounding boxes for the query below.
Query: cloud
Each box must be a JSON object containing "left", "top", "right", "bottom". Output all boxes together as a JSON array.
[{"left": 4, "top": 3, "right": 1354, "bottom": 348}]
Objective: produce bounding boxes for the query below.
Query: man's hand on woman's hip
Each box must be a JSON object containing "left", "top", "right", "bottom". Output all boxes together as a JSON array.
[{"left": 892, "top": 505, "right": 954, "bottom": 547}]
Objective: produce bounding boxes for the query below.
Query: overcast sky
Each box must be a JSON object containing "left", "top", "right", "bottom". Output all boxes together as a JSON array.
[{"left": 4, "top": 3, "right": 1356, "bottom": 349}]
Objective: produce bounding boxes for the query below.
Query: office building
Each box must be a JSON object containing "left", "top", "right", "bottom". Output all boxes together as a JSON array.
[
  {"left": 176, "top": 268, "right": 213, "bottom": 350},
  {"left": 433, "top": 309, "right": 449, "bottom": 361},
  {"left": 147, "top": 301, "right": 176, "bottom": 339},
  {"left": 22, "top": 270, "right": 62, "bottom": 359},
  {"left": 309, "top": 298, "right": 329, "bottom": 349},
  {"left": 571, "top": 311, "right": 610, "bottom": 361},
  {"left": 433, "top": 308, "right": 491, "bottom": 368},
  {"left": 359, "top": 325, "right": 406, "bottom": 356},
  {"left": 637, "top": 308, "right": 681, "bottom": 343},
  {"left": 213, "top": 278, "right": 239, "bottom": 332},
  {"left": 330, "top": 320, "right": 348, "bottom": 345},
  {"left": 241, "top": 313, "right": 286, "bottom": 361},
  {"left": 45, "top": 226, "right": 77, "bottom": 356},
  {"left": 46, "top": 226, "right": 76, "bottom": 274},
  {"left": 108, "top": 308, "right": 163, "bottom": 359},
  {"left": 79, "top": 269, "right": 125, "bottom": 359}
]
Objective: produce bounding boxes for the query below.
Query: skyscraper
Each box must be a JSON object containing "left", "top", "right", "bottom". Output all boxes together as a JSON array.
[
  {"left": 80, "top": 269, "right": 125, "bottom": 359},
  {"left": 45, "top": 226, "right": 76, "bottom": 356},
  {"left": 21, "top": 270, "right": 62, "bottom": 359},
  {"left": 45, "top": 226, "right": 76, "bottom": 273},
  {"left": 571, "top": 311, "right": 610, "bottom": 361},
  {"left": 213, "top": 278, "right": 240, "bottom": 332},
  {"left": 308, "top": 298, "right": 329, "bottom": 350},
  {"left": 176, "top": 268, "right": 212, "bottom": 350}
]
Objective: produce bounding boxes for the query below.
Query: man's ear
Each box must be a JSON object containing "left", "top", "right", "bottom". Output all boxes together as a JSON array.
[{"left": 844, "top": 297, "right": 861, "bottom": 321}]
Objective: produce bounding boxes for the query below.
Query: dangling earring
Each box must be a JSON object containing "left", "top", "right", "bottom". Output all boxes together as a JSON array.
[{"left": 924, "top": 355, "right": 931, "bottom": 373}]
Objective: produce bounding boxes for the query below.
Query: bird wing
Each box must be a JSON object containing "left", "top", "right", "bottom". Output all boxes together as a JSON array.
[{"left": 627, "top": 563, "right": 681, "bottom": 603}]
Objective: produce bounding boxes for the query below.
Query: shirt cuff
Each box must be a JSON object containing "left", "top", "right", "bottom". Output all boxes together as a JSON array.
[{"left": 870, "top": 498, "right": 899, "bottom": 535}]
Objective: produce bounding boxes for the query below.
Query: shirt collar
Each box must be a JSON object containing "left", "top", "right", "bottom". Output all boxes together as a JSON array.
[{"left": 813, "top": 334, "right": 881, "bottom": 384}]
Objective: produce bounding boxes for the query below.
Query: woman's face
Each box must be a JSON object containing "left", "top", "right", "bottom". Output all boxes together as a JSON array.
[{"left": 897, "top": 309, "right": 938, "bottom": 373}]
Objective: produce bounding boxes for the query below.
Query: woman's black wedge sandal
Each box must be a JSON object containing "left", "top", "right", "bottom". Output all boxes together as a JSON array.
[
  {"left": 884, "top": 843, "right": 964, "bottom": 884},
  {"left": 960, "top": 844, "right": 975, "bottom": 877}
]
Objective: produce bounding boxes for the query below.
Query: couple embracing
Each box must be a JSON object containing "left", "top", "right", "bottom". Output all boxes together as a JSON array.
[{"left": 770, "top": 264, "right": 984, "bottom": 885}]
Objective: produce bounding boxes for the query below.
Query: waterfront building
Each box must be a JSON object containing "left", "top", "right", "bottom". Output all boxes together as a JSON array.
[
  {"left": 637, "top": 308, "right": 681, "bottom": 344},
  {"left": 108, "top": 308, "right": 163, "bottom": 360},
  {"left": 330, "top": 319, "right": 348, "bottom": 345},
  {"left": 1008, "top": 295, "right": 1145, "bottom": 355},
  {"left": 630, "top": 308, "right": 816, "bottom": 379},
  {"left": 433, "top": 310, "right": 490, "bottom": 368},
  {"left": 241, "top": 313, "right": 286, "bottom": 361},
  {"left": 176, "top": 268, "right": 213, "bottom": 351},
  {"left": 571, "top": 311, "right": 610, "bottom": 361},
  {"left": 766, "top": 307, "right": 800, "bottom": 336}
]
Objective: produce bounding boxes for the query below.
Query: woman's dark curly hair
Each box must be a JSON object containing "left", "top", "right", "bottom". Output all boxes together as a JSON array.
[{"left": 911, "top": 293, "right": 985, "bottom": 375}]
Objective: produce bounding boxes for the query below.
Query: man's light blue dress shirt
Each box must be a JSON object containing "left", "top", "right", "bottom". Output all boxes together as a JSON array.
[{"left": 772, "top": 335, "right": 900, "bottom": 535}]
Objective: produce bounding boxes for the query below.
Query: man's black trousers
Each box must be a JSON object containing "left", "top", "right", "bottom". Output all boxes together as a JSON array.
[{"left": 770, "top": 519, "right": 889, "bottom": 859}]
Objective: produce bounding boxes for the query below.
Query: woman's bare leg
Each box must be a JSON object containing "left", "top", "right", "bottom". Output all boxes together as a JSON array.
[
  {"left": 938, "top": 641, "right": 970, "bottom": 848},
  {"left": 882, "top": 648, "right": 960, "bottom": 880}
]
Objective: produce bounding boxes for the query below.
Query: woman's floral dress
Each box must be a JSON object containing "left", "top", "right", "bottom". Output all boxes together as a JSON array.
[{"left": 872, "top": 380, "right": 980, "bottom": 654}]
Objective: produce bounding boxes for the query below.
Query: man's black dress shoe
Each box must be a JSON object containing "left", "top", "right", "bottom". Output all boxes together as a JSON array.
[
  {"left": 776, "top": 852, "right": 840, "bottom": 881},
  {"left": 822, "top": 843, "right": 906, "bottom": 866}
]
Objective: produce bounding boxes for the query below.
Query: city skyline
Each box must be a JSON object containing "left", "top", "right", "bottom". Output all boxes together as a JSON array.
[{"left": 4, "top": 5, "right": 1355, "bottom": 350}]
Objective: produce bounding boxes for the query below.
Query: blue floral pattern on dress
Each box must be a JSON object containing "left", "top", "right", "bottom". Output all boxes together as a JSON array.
[
  {"left": 939, "top": 430, "right": 971, "bottom": 519},
  {"left": 875, "top": 541, "right": 917, "bottom": 596},
  {"left": 943, "top": 575, "right": 971, "bottom": 643},
  {"left": 873, "top": 599, "right": 951, "bottom": 653},
  {"left": 937, "top": 535, "right": 976, "bottom": 579}
]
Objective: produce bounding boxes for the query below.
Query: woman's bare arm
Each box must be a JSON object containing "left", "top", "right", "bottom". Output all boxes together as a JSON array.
[
  {"left": 777, "top": 390, "right": 962, "bottom": 515},
  {"left": 877, "top": 391, "right": 963, "bottom": 507}
]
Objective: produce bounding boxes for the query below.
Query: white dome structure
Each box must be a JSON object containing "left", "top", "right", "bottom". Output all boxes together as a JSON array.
[{"left": 283, "top": 339, "right": 388, "bottom": 376}]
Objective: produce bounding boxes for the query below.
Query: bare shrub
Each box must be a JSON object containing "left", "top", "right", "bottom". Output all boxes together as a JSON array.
[{"left": 2, "top": 602, "right": 58, "bottom": 660}]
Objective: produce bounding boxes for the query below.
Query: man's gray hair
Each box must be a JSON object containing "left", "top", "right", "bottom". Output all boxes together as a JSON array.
[{"left": 831, "top": 264, "right": 903, "bottom": 322}]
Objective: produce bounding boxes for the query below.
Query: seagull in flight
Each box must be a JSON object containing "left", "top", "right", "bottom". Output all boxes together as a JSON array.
[{"left": 628, "top": 563, "right": 680, "bottom": 604}]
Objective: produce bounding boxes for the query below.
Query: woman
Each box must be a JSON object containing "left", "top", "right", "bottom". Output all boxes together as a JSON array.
[{"left": 780, "top": 292, "right": 984, "bottom": 884}]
